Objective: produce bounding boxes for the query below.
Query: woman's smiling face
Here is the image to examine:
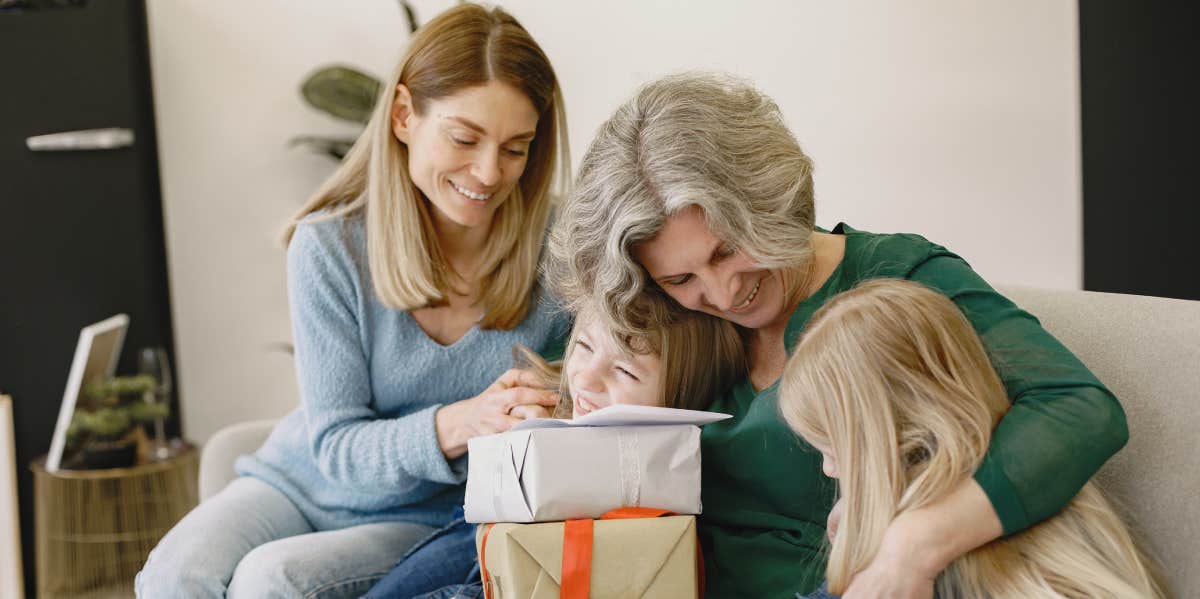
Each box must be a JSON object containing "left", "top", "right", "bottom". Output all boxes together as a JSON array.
[
  {"left": 392, "top": 79, "right": 539, "bottom": 232},
  {"left": 635, "top": 206, "right": 788, "bottom": 331},
  {"left": 564, "top": 315, "right": 663, "bottom": 417}
]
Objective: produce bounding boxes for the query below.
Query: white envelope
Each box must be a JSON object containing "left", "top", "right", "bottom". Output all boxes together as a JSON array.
[
  {"left": 464, "top": 407, "right": 725, "bottom": 524},
  {"left": 511, "top": 404, "right": 731, "bottom": 431}
]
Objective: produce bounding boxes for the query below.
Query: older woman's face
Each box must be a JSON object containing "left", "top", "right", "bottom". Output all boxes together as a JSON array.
[{"left": 635, "top": 206, "right": 787, "bottom": 331}]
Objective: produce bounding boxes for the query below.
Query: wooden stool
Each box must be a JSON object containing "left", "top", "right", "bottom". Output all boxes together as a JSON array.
[{"left": 30, "top": 445, "right": 197, "bottom": 598}]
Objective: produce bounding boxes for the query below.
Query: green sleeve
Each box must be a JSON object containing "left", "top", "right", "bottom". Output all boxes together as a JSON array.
[{"left": 909, "top": 255, "right": 1129, "bottom": 535}]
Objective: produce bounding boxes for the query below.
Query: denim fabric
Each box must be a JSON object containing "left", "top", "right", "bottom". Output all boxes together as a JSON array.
[
  {"left": 364, "top": 507, "right": 481, "bottom": 599},
  {"left": 411, "top": 580, "right": 484, "bottom": 599},
  {"left": 135, "top": 477, "right": 436, "bottom": 599},
  {"left": 798, "top": 582, "right": 939, "bottom": 599},
  {"left": 798, "top": 582, "right": 840, "bottom": 599}
]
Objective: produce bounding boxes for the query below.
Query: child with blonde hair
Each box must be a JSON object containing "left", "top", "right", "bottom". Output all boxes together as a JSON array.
[
  {"left": 367, "top": 302, "right": 745, "bottom": 598},
  {"left": 780, "top": 279, "right": 1168, "bottom": 599}
]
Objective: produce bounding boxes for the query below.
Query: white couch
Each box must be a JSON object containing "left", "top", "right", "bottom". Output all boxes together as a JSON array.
[{"left": 198, "top": 286, "right": 1200, "bottom": 593}]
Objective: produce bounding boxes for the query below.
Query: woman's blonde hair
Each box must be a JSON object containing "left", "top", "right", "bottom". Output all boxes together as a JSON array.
[
  {"left": 284, "top": 3, "right": 570, "bottom": 329},
  {"left": 779, "top": 279, "right": 1168, "bottom": 598},
  {"left": 515, "top": 303, "right": 747, "bottom": 418},
  {"left": 549, "top": 71, "right": 815, "bottom": 338}
]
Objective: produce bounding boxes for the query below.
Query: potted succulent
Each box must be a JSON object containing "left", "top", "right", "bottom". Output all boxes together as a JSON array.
[{"left": 66, "top": 375, "right": 169, "bottom": 469}]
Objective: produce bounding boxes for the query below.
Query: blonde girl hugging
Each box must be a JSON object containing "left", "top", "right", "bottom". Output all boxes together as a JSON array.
[
  {"left": 780, "top": 279, "right": 1168, "bottom": 599},
  {"left": 366, "top": 301, "right": 746, "bottom": 598}
]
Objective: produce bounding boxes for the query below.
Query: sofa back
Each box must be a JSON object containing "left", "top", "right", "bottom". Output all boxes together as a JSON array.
[{"left": 1001, "top": 285, "right": 1199, "bottom": 594}]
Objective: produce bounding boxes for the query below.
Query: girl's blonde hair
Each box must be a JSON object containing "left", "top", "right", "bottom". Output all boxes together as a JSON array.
[
  {"left": 779, "top": 279, "right": 1168, "bottom": 599},
  {"left": 284, "top": 3, "right": 570, "bottom": 330},
  {"left": 548, "top": 72, "right": 815, "bottom": 339},
  {"left": 516, "top": 304, "right": 747, "bottom": 418}
]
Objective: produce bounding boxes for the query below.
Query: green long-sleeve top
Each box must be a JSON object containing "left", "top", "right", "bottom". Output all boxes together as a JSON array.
[{"left": 699, "top": 224, "right": 1128, "bottom": 598}]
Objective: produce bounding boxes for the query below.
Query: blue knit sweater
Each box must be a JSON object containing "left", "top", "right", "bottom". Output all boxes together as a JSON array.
[{"left": 236, "top": 212, "right": 570, "bottom": 531}]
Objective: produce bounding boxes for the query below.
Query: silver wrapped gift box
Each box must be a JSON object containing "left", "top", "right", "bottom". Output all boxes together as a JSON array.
[{"left": 463, "top": 406, "right": 728, "bottom": 524}]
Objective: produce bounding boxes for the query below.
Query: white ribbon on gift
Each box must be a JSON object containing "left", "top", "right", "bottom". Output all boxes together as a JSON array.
[{"left": 617, "top": 430, "right": 641, "bottom": 508}]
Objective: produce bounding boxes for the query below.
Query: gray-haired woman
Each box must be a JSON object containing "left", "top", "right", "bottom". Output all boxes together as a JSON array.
[{"left": 550, "top": 72, "right": 1127, "bottom": 599}]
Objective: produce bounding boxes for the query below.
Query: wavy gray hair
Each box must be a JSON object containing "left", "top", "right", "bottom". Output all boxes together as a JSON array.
[{"left": 549, "top": 72, "right": 817, "bottom": 336}]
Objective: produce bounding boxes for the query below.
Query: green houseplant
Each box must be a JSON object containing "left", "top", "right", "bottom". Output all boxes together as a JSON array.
[
  {"left": 289, "top": 1, "right": 419, "bottom": 160},
  {"left": 67, "top": 375, "right": 169, "bottom": 469}
]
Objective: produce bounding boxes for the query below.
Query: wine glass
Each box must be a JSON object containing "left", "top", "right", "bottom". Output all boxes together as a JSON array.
[{"left": 137, "top": 346, "right": 173, "bottom": 460}]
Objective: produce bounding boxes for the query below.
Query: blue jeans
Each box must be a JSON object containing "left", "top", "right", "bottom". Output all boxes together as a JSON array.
[
  {"left": 364, "top": 507, "right": 483, "bottom": 599},
  {"left": 798, "top": 582, "right": 839, "bottom": 599},
  {"left": 409, "top": 581, "right": 484, "bottom": 599},
  {"left": 135, "top": 477, "right": 436, "bottom": 599},
  {"left": 799, "top": 583, "right": 939, "bottom": 598}
]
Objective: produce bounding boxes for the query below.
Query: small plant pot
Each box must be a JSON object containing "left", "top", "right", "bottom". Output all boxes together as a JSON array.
[{"left": 82, "top": 437, "right": 138, "bottom": 469}]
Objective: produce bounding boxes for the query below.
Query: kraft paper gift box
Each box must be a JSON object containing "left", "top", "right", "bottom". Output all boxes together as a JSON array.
[
  {"left": 463, "top": 405, "right": 730, "bottom": 524},
  {"left": 476, "top": 514, "right": 701, "bottom": 599}
]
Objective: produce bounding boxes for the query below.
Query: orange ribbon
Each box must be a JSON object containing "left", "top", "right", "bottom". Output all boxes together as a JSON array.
[
  {"left": 481, "top": 522, "right": 496, "bottom": 599},
  {"left": 560, "top": 518, "right": 595, "bottom": 598}
]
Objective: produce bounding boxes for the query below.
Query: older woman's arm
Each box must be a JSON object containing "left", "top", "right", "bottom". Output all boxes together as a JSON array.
[
  {"left": 840, "top": 250, "right": 1127, "bottom": 598},
  {"left": 914, "top": 252, "right": 1128, "bottom": 531}
]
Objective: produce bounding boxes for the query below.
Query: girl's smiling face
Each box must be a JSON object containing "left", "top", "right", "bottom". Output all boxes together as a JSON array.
[{"left": 564, "top": 315, "right": 663, "bottom": 417}]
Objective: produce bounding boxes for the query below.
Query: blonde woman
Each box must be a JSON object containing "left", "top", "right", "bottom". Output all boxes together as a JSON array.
[
  {"left": 551, "top": 72, "right": 1128, "bottom": 598},
  {"left": 780, "top": 279, "right": 1167, "bottom": 599},
  {"left": 137, "top": 5, "right": 571, "bottom": 598}
]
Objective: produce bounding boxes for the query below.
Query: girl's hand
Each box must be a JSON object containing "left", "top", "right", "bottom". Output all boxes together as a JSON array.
[{"left": 434, "top": 368, "right": 560, "bottom": 459}]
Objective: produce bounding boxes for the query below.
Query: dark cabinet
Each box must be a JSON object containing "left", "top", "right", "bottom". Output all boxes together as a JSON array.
[{"left": 0, "top": 1, "right": 177, "bottom": 593}]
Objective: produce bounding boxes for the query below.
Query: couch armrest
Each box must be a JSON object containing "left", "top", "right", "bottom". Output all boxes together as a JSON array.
[{"left": 198, "top": 419, "right": 277, "bottom": 501}]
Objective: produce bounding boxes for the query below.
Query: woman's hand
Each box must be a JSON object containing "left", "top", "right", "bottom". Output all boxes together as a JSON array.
[
  {"left": 509, "top": 404, "right": 554, "bottom": 420},
  {"left": 839, "top": 532, "right": 936, "bottom": 599},
  {"left": 831, "top": 496, "right": 936, "bottom": 599},
  {"left": 840, "top": 478, "right": 1001, "bottom": 598},
  {"left": 434, "top": 368, "right": 560, "bottom": 459}
]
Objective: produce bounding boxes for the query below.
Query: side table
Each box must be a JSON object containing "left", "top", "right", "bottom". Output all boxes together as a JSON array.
[{"left": 30, "top": 444, "right": 198, "bottom": 598}]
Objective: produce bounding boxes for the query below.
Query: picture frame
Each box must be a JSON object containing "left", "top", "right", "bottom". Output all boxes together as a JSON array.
[{"left": 45, "top": 314, "right": 129, "bottom": 472}]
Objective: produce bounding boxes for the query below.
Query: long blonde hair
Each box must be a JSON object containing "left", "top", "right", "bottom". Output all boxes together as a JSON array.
[
  {"left": 548, "top": 72, "right": 815, "bottom": 339},
  {"left": 515, "top": 304, "right": 747, "bottom": 418},
  {"left": 779, "top": 279, "right": 1168, "bottom": 598},
  {"left": 284, "top": 3, "right": 570, "bottom": 330}
]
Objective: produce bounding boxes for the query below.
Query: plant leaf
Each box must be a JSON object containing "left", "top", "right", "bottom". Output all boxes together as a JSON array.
[
  {"left": 400, "top": 0, "right": 418, "bottom": 33},
  {"left": 288, "top": 135, "right": 357, "bottom": 161},
  {"left": 300, "top": 66, "right": 381, "bottom": 124}
]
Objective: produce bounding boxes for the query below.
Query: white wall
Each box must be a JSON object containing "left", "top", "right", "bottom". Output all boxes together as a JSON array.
[{"left": 146, "top": 0, "right": 1081, "bottom": 443}]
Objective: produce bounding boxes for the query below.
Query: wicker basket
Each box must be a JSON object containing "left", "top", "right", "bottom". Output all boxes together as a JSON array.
[{"left": 30, "top": 446, "right": 197, "bottom": 598}]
